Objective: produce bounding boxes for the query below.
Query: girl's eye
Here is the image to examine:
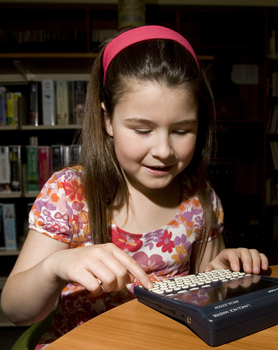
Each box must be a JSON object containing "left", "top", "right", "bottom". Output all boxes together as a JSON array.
[
  {"left": 135, "top": 129, "right": 152, "bottom": 135},
  {"left": 173, "top": 130, "right": 189, "bottom": 135}
]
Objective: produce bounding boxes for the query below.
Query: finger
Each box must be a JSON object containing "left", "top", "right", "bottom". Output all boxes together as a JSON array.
[
  {"left": 235, "top": 248, "right": 253, "bottom": 273},
  {"left": 219, "top": 249, "right": 241, "bottom": 272},
  {"left": 260, "top": 253, "right": 269, "bottom": 271},
  {"left": 97, "top": 258, "right": 132, "bottom": 292},
  {"left": 251, "top": 251, "right": 269, "bottom": 274},
  {"left": 66, "top": 266, "right": 103, "bottom": 294},
  {"left": 248, "top": 249, "right": 262, "bottom": 274},
  {"left": 108, "top": 245, "right": 153, "bottom": 289}
]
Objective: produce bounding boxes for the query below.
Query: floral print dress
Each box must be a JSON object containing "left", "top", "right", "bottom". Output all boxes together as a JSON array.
[{"left": 29, "top": 166, "right": 224, "bottom": 349}]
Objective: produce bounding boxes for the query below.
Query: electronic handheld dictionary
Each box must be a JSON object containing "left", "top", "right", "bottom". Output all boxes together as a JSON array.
[{"left": 134, "top": 269, "right": 278, "bottom": 346}]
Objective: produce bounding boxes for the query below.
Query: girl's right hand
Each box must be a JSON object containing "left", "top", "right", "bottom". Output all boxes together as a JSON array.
[
  {"left": 49, "top": 243, "right": 153, "bottom": 293},
  {"left": 2, "top": 232, "right": 153, "bottom": 325}
]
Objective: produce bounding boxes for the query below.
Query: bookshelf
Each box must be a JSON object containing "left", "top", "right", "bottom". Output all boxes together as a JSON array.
[
  {"left": 264, "top": 8, "right": 278, "bottom": 245},
  {"left": 1, "top": 1, "right": 278, "bottom": 325}
]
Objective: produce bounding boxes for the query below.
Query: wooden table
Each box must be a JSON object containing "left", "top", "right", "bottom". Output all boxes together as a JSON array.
[{"left": 47, "top": 266, "right": 278, "bottom": 350}]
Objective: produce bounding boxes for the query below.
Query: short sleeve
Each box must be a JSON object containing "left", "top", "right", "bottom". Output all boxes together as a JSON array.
[
  {"left": 29, "top": 166, "right": 91, "bottom": 246},
  {"left": 207, "top": 188, "right": 224, "bottom": 242}
]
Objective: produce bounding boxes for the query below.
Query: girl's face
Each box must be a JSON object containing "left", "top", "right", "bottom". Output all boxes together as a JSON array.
[{"left": 104, "top": 80, "right": 198, "bottom": 195}]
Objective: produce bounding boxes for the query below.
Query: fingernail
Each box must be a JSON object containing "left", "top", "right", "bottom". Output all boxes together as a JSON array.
[{"left": 147, "top": 281, "right": 153, "bottom": 289}]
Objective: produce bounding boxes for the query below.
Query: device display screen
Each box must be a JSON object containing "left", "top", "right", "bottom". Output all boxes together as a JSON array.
[{"left": 167, "top": 275, "right": 278, "bottom": 307}]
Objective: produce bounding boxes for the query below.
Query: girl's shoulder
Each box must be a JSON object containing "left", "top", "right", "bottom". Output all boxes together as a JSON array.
[
  {"left": 37, "top": 165, "right": 86, "bottom": 205},
  {"left": 47, "top": 165, "right": 83, "bottom": 184},
  {"left": 39, "top": 165, "right": 84, "bottom": 192},
  {"left": 180, "top": 177, "right": 220, "bottom": 209}
]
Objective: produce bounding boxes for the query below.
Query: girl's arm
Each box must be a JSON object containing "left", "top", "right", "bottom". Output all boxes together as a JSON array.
[
  {"left": 1, "top": 230, "right": 152, "bottom": 326},
  {"left": 1, "top": 230, "right": 68, "bottom": 325},
  {"left": 192, "top": 235, "right": 269, "bottom": 274}
]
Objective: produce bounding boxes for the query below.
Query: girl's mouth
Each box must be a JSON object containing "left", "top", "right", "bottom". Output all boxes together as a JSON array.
[{"left": 144, "top": 165, "right": 173, "bottom": 173}]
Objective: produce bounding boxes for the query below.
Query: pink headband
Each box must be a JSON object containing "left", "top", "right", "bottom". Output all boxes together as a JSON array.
[{"left": 102, "top": 25, "right": 198, "bottom": 84}]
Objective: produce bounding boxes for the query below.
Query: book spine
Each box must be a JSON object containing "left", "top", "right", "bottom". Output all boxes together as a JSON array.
[
  {"left": 6, "top": 92, "right": 15, "bottom": 125},
  {"left": 9, "top": 145, "right": 22, "bottom": 192},
  {"left": 69, "top": 144, "right": 82, "bottom": 166},
  {"left": 269, "top": 29, "right": 276, "bottom": 56},
  {"left": 0, "top": 146, "right": 11, "bottom": 192},
  {"left": 270, "top": 142, "right": 278, "bottom": 170},
  {"left": 70, "top": 80, "right": 86, "bottom": 125},
  {"left": 272, "top": 72, "right": 278, "bottom": 97},
  {"left": 38, "top": 146, "right": 51, "bottom": 188},
  {"left": 2, "top": 203, "right": 17, "bottom": 250},
  {"left": 26, "top": 145, "right": 40, "bottom": 192},
  {"left": 51, "top": 145, "right": 64, "bottom": 172},
  {"left": 56, "top": 80, "right": 69, "bottom": 125},
  {"left": 0, "top": 204, "right": 5, "bottom": 249},
  {"left": 270, "top": 105, "right": 278, "bottom": 134},
  {"left": 13, "top": 92, "right": 22, "bottom": 127},
  {"left": 28, "top": 81, "right": 41, "bottom": 126},
  {"left": 63, "top": 145, "right": 70, "bottom": 167},
  {"left": 0, "top": 87, "right": 7, "bottom": 126},
  {"left": 42, "top": 79, "right": 56, "bottom": 125}
]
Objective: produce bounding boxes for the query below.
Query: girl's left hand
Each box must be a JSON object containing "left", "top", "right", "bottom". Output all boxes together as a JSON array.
[{"left": 204, "top": 248, "right": 269, "bottom": 274}]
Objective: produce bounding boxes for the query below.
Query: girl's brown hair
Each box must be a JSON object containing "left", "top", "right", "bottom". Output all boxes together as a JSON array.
[{"left": 81, "top": 33, "right": 217, "bottom": 269}]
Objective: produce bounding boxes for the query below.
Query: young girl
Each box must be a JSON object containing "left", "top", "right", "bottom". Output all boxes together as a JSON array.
[{"left": 1, "top": 25, "right": 268, "bottom": 349}]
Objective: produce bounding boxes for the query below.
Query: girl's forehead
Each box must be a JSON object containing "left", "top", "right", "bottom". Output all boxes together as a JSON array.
[{"left": 121, "top": 78, "right": 195, "bottom": 101}]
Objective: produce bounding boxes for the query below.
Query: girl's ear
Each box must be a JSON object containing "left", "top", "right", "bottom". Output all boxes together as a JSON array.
[{"left": 101, "top": 102, "right": 113, "bottom": 137}]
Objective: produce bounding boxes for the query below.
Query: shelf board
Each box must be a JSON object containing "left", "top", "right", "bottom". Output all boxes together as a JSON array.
[
  {"left": 24, "top": 192, "right": 40, "bottom": 198},
  {"left": 0, "top": 53, "right": 98, "bottom": 59},
  {"left": 0, "top": 125, "right": 18, "bottom": 130},
  {"left": 0, "top": 192, "right": 39, "bottom": 199},
  {"left": 21, "top": 124, "right": 82, "bottom": 130},
  {"left": 268, "top": 54, "right": 278, "bottom": 60},
  {"left": 0, "top": 192, "right": 22, "bottom": 199},
  {"left": 0, "top": 53, "right": 97, "bottom": 74},
  {"left": 0, "top": 250, "right": 20, "bottom": 256},
  {"left": 0, "top": 125, "right": 82, "bottom": 131}
]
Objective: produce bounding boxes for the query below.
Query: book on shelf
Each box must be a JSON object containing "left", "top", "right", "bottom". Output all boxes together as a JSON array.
[
  {"left": 26, "top": 145, "right": 40, "bottom": 192},
  {"left": 42, "top": 79, "right": 56, "bottom": 126},
  {"left": 0, "top": 79, "right": 88, "bottom": 127},
  {"left": 269, "top": 142, "right": 278, "bottom": 170},
  {"left": 269, "top": 29, "right": 278, "bottom": 56},
  {"left": 64, "top": 145, "right": 70, "bottom": 167},
  {"left": 27, "top": 81, "right": 41, "bottom": 126},
  {"left": 272, "top": 72, "right": 278, "bottom": 97},
  {"left": 9, "top": 145, "right": 22, "bottom": 192},
  {"left": 6, "top": 92, "right": 15, "bottom": 125},
  {"left": 268, "top": 105, "right": 278, "bottom": 134},
  {"left": 52, "top": 144, "right": 82, "bottom": 171},
  {"left": 69, "top": 144, "right": 82, "bottom": 166},
  {"left": 1, "top": 203, "right": 17, "bottom": 250},
  {"left": 69, "top": 80, "right": 87, "bottom": 125},
  {"left": 0, "top": 87, "right": 7, "bottom": 126},
  {"left": 51, "top": 145, "right": 64, "bottom": 172},
  {"left": 56, "top": 80, "right": 69, "bottom": 125},
  {"left": 273, "top": 215, "right": 278, "bottom": 240},
  {"left": 0, "top": 205, "right": 5, "bottom": 249},
  {"left": 0, "top": 146, "right": 10, "bottom": 192},
  {"left": 38, "top": 146, "right": 51, "bottom": 189},
  {"left": 266, "top": 177, "right": 278, "bottom": 206},
  {"left": 0, "top": 89, "right": 26, "bottom": 126},
  {"left": 13, "top": 92, "right": 22, "bottom": 126}
]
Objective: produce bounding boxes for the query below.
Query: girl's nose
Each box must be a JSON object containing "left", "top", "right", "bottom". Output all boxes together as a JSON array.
[{"left": 151, "top": 134, "right": 173, "bottom": 159}]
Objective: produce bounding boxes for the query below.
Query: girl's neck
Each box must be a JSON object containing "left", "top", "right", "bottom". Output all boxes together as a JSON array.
[{"left": 109, "top": 177, "right": 183, "bottom": 234}]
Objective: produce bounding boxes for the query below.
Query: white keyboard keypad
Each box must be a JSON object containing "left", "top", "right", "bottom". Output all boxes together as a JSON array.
[{"left": 149, "top": 269, "right": 247, "bottom": 296}]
